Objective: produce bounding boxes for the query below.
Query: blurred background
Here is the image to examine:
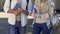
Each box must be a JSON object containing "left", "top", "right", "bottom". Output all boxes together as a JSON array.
[{"left": 0, "top": 0, "right": 60, "bottom": 34}]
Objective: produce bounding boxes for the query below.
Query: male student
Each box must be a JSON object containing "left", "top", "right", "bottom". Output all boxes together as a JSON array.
[{"left": 3, "top": 0, "right": 32, "bottom": 34}]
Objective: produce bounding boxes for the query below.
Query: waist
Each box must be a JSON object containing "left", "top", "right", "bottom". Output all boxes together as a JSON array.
[
  {"left": 35, "top": 17, "right": 49, "bottom": 23},
  {"left": 39, "top": 11, "right": 48, "bottom": 14},
  {"left": 35, "top": 19, "right": 46, "bottom": 23},
  {"left": 16, "top": 15, "right": 21, "bottom": 21},
  {"left": 34, "top": 22, "right": 46, "bottom": 25}
]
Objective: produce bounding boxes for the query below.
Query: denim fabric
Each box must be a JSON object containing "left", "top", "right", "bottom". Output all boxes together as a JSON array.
[
  {"left": 8, "top": 21, "right": 26, "bottom": 34},
  {"left": 32, "top": 23, "right": 51, "bottom": 34}
]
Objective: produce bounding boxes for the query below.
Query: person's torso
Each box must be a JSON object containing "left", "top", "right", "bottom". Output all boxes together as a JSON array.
[
  {"left": 35, "top": 2, "right": 50, "bottom": 23},
  {"left": 10, "top": 0, "right": 27, "bottom": 10},
  {"left": 35, "top": 13, "right": 49, "bottom": 23},
  {"left": 10, "top": 0, "right": 27, "bottom": 21}
]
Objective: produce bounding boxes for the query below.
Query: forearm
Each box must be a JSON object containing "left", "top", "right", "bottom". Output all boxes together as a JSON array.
[
  {"left": 7, "top": 9, "right": 14, "bottom": 13},
  {"left": 8, "top": 9, "right": 18, "bottom": 12}
]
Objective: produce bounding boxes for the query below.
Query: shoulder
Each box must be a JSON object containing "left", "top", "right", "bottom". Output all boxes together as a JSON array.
[
  {"left": 47, "top": 0, "right": 55, "bottom": 8},
  {"left": 49, "top": 0, "right": 55, "bottom": 7}
]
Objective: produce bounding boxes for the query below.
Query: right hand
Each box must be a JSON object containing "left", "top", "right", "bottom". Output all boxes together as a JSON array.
[
  {"left": 18, "top": 8, "right": 23, "bottom": 12},
  {"left": 34, "top": 13, "right": 39, "bottom": 18},
  {"left": 13, "top": 10, "right": 19, "bottom": 16}
]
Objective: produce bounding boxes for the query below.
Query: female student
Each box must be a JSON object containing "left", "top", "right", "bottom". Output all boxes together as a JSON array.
[{"left": 32, "top": 0, "right": 55, "bottom": 34}]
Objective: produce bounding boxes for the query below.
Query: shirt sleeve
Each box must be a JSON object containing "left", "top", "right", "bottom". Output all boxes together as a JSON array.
[
  {"left": 32, "top": 0, "right": 37, "bottom": 17},
  {"left": 3, "top": 0, "right": 10, "bottom": 13},
  {"left": 49, "top": 0, "right": 55, "bottom": 8},
  {"left": 49, "top": 0, "right": 55, "bottom": 16}
]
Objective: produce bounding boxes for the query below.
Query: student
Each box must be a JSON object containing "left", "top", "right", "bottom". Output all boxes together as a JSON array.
[
  {"left": 3, "top": 0, "right": 32, "bottom": 34},
  {"left": 32, "top": 0, "right": 55, "bottom": 34}
]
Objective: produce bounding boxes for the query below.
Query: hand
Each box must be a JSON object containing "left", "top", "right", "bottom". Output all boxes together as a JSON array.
[
  {"left": 18, "top": 8, "right": 23, "bottom": 12},
  {"left": 34, "top": 13, "right": 39, "bottom": 18},
  {"left": 13, "top": 10, "right": 20, "bottom": 16},
  {"left": 18, "top": 8, "right": 29, "bottom": 15}
]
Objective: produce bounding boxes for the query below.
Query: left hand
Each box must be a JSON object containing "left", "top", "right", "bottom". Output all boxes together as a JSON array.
[
  {"left": 18, "top": 8, "right": 29, "bottom": 15},
  {"left": 18, "top": 8, "right": 23, "bottom": 12},
  {"left": 13, "top": 10, "right": 20, "bottom": 16}
]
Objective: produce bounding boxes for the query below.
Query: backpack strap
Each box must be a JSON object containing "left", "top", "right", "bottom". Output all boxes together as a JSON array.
[
  {"left": 26, "top": 0, "right": 29, "bottom": 10},
  {"left": 9, "top": 0, "right": 11, "bottom": 9}
]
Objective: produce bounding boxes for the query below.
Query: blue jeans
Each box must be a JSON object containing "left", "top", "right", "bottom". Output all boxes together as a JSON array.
[
  {"left": 8, "top": 21, "right": 26, "bottom": 34},
  {"left": 32, "top": 23, "right": 51, "bottom": 34}
]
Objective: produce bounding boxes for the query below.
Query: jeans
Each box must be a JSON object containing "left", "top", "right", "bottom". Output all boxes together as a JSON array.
[
  {"left": 32, "top": 23, "right": 51, "bottom": 34},
  {"left": 8, "top": 21, "right": 26, "bottom": 34}
]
